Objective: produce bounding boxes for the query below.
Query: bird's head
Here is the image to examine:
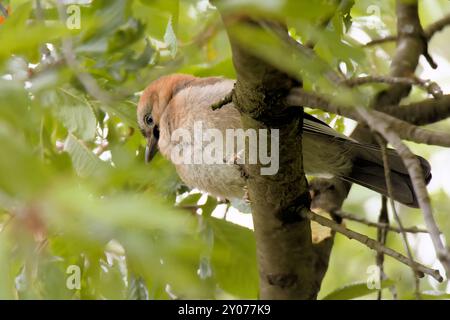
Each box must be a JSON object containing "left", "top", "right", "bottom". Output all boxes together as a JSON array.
[{"left": 137, "top": 74, "right": 196, "bottom": 163}]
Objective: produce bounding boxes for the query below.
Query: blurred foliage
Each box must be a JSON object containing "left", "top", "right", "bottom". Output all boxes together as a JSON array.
[{"left": 0, "top": 0, "right": 449, "bottom": 300}]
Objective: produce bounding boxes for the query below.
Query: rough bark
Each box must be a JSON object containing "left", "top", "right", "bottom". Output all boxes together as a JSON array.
[{"left": 214, "top": 10, "right": 333, "bottom": 299}]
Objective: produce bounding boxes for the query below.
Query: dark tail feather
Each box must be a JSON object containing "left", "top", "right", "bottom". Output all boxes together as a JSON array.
[{"left": 341, "top": 144, "right": 432, "bottom": 208}]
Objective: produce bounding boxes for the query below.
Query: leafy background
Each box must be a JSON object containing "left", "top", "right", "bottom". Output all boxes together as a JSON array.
[{"left": 0, "top": 0, "right": 449, "bottom": 299}]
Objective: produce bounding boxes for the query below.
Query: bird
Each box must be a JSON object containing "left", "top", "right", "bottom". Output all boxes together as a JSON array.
[{"left": 137, "top": 74, "right": 431, "bottom": 208}]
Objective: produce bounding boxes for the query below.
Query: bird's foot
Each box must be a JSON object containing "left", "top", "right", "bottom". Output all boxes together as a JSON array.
[
  {"left": 239, "top": 166, "right": 250, "bottom": 180},
  {"left": 243, "top": 185, "right": 251, "bottom": 204},
  {"left": 226, "top": 152, "right": 250, "bottom": 180}
]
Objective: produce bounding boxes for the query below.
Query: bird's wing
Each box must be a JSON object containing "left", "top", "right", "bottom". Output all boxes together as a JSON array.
[
  {"left": 302, "top": 112, "right": 431, "bottom": 185},
  {"left": 303, "top": 112, "right": 350, "bottom": 141},
  {"left": 302, "top": 113, "right": 419, "bottom": 176}
]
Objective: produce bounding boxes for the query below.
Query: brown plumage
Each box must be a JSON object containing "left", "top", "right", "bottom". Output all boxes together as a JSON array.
[{"left": 137, "top": 74, "right": 432, "bottom": 207}]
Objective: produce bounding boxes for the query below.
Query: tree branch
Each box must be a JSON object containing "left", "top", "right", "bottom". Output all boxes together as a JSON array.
[
  {"left": 303, "top": 210, "right": 443, "bottom": 282},
  {"left": 210, "top": 89, "right": 234, "bottom": 110},
  {"left": 365, "top": 35, "right": 397, "bottom": 47},
  {"left": 214, "top": 0, "right": 450, "bottom": 297},
  {"left": 425, "top": 14, "right": 450, "bottom": 39},
  {"left": 287, "top": 80, "right": 450, "bottom": 278},
  {"left": 365, "top": 13, "right": 450, "bottom": 47},
  {"left": 332, "top": 210, "right": 429, "bottom": 234},
  {"left": 284, "top": 0, "right": 450, "bottom": 286},
  {"left": 374, "top": 0, "right": 435, "bottom": 107},
  {"left": 214, "top": 6, "right": 329, "bottom": 299},
  {"left": 356, "top": 108, "right": 450, "bottom": 276},
  {"left": 286, "top": 88, "right": 450, "bottom": 148},
  {"left": 344, "top": 75, "right": 443, "bottom": 98},
  {"left": 378, "top": 95, "right": 450, "bottom": 125},
  {"left": 375, "top": 134, "right": 421, "bottom": 299}
]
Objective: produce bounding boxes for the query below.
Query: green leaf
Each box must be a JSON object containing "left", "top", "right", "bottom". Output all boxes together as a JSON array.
[
  {"left": 322, "top": 279, "right": 395, "bottom": 300},
  {"left": 108, "top": 18, "right": 145, "bottom": 53},
  {"left": 41, "top": 183, "right": 209, "bottom": 299},
  {"left": 63, "top": 133, "right": 104, "bottom": 177},
  {"left": 57, "top": 99, "right": 97, "bottom": 141},
  {"left": 208, "top": 218, "right": 258, "bottom": 298},
  {"left": 0, "top": 231, "right": 17, "bottom": 299},
  {"left": 0, "top": 3, "right": 68, "bottom": 61},
  {"left": 403, "top": 292, "right": 450, "bottom": 300},
  {"left": 132, "top": 0, "right": 178, "bottom": 39},
  {"left": 420, "top": 293, "right": 450, "bottom": 300},
  {"left": 199, "top": 196, "right": 218, "bottom": 217},
  {"left": 0, "top": 123, "right": 48, "bottom": 198},
  {"left": 177, "top": 193, "right": 202, "bottom": 208},
  {"left": 164, "top": 17, "right": 178, "bottom": 58},
  {"left": 102, "top": 101, "right": 138, "bottom": 129}
]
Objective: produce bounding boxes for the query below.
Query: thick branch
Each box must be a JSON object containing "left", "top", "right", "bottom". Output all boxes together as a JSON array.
[
  {"left": 375, "top": 0, "right": 432, "bottom": 107},
  {"left": 289, "top": 87, "right": 450, "bottom": 128},
  {"left": 286, "top": 0, "right": 450, "bottom": 284},
  {"left": 287, "top": 89, "right": 450, "bottom": 148},
  {"left": 215, "top": 8, "right": 329, "bottom": 299},
  {"left": 378, "top": 95, "right": 450, "bottom": 125}
]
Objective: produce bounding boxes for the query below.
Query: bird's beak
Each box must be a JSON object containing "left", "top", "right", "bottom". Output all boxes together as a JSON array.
[{"left": 145, "top": 130, "right": 159, "bottom": 163}]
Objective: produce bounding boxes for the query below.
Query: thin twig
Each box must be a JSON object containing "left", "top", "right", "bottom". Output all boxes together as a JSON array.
[
  {"left": 375, "top": 134, "right": 422, "bottom": 299},
  {"left": 362, "top": 0, "right": 450, "bottom": 283},
  {"left": 303, "top": 210, "right": 443, "bottom": 282},
  {"left": 211, "top": 89, "right": 233, "bottom": 111},
  {"left": 333, "top": 210, "right": 429, "bottom": 234},
  {"left": 365, "top": 13, "right": 450, "bottom": 46},
  {"left": 356, "top": 108, "right": 450, "bottom": 277},
  {"left": 425, "top": 14, "right": 450, "bottom": 39},
  {"left": 344, "top": 76, "right": 443, "bottom": 98},
  {"left": 365, "top": 35, "right": 397, "bottom": 47}
]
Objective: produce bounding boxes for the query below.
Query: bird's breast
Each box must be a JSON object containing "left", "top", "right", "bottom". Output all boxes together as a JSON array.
[
  {"left": 158, "top": 80, "right": 247, "bottom": 199},
  {"left": 175, "top": 162, "right": 246, "bottom": 199}
]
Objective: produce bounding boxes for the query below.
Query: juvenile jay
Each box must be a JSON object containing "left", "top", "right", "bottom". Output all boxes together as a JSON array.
[{"left": 137, "top": 74, "right": 431, "bottom": 208}]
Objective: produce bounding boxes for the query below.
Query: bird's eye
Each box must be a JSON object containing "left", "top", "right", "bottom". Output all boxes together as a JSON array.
[{"left": 144, "top": 114, "right": 153, "bottom": 126}]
